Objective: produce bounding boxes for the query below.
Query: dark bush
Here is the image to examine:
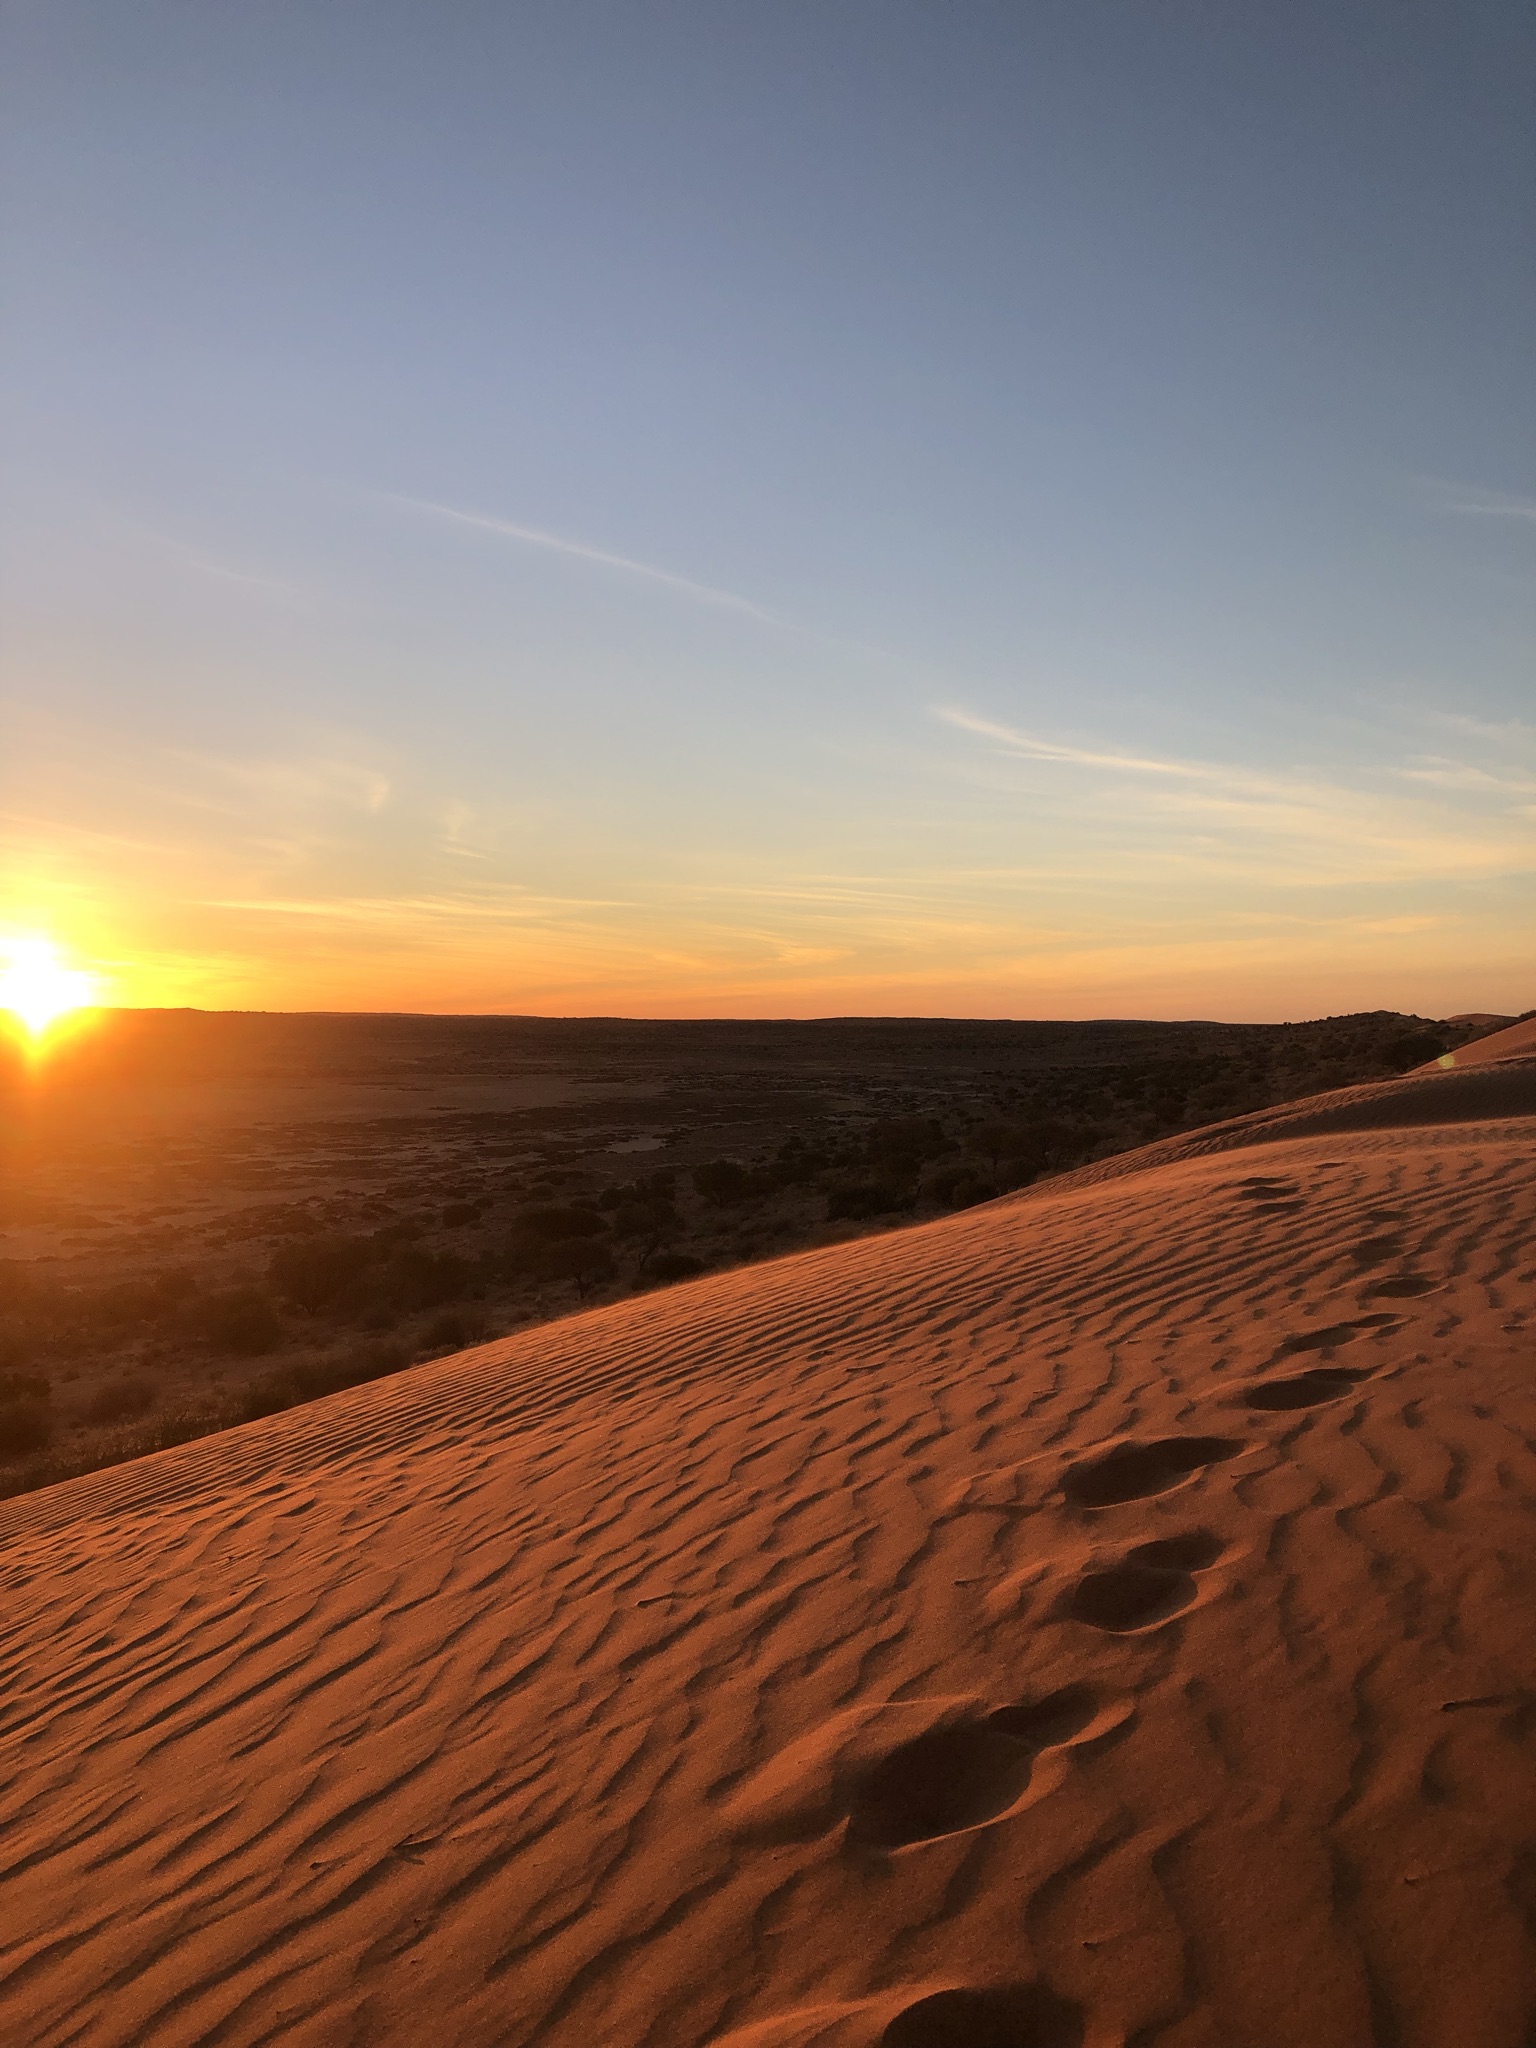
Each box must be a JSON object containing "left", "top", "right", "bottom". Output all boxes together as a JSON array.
[
  {"left": 73, "top": 1280, "right": 166, "bottom": 1334},
  {"left": 68, "top": 1271, "right": 195, "bottom": 1332},
  {"left": 240, "top": 1371, "right": 299, "bottom": 1422},
  {"left": 513, "top": 1204, "right": 608, "bottom": 1242},
  {"left": 863, "top": 1119, "right": 951, "bottom": 1171},
  {"left": 767, "top": 1143, "right": 826, "bottom": 1187},
  {"left": 0, "top": 1261, "right": 39, "bottom": 1311},
  {"left": 642, "top": 1252, "right": 706, "bottom": 1286},
  {"left": 0, "top": 1369, "right": 50, "bottom": 1404},
  {"left": 530, "top": 1238, "right": 614, "bottom": 1296},
  {"left": 598, "top": 1169, "right": 675, "bottom": 1210},
  {"left": 422, "top": 1310, "right": 481, "bottom": 1351},
  {"left": 373, "top": 1217, "right": 426, "bottom": 1245},
  {"left": 335, "top": 1339, "right": 411, "bottom": 1387},
  {"left": 506, "top": 1205, "right": 611, "bottom": 1285},
  {"left": 0, "top": 1328, "right": 44, "bottom": 1375},
  {"left": 826, "top": 1179, "right": 916, "bottom": 1221},
  {"left": 693, "top": 1159, "right": 756, "bottom": 1206},
  {"left": 239, "top": 1338, "right": 414, "bottom": 1422},
  {"left": 0, "top": 1403, "right": 52, "bottom": 1458},
  {"left": 922, "top": 1162, "right": 999, "bottom": 1211},
  {"left": 85, "top": 1377, "right": 157, "bottom": 1425},
  {"left": 441, "top": 1202, "right": 481, "bottom": 1228},
  {"left": 610, "top": 1198, "right": 683, "bottom": 1260},
  {"left": 191, "top": 1287, "right": 284, "bottom": 1356},
  {"left": 383, "top": 1244, "right": 471, "bottom": 1311},
  {"left": 269, "top": 1235, "right": 375, "bottom": 1313},
  {"left": 1383, "top": 1029, "right": 1446, "bottom": 1071}
]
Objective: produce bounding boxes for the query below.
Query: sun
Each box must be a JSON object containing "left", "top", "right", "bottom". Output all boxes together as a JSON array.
[{"left": 0, "top": 935, "right": 99, "bottom": 1038}]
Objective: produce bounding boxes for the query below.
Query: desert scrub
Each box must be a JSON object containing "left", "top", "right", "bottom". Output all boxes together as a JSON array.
[
  {"left": 239, "top": 1338, "right": 413, "bottom": 1422},
  {"left": 83, "top": 1377, "right": 158, "bottom": 1426}
]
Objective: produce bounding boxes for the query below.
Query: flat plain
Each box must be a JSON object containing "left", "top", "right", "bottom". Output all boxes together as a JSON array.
[{"left": 0, "top": 1008, "right": 1490, "bottom": 1497}]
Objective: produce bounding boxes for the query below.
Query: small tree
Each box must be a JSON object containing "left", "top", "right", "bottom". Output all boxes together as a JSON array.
[
  {"left": 693, "top": 1160, "right": 754, "bottom": 1206},
  {"left": 535, "top": 1236, "right": 615, "bottom": 1300}
]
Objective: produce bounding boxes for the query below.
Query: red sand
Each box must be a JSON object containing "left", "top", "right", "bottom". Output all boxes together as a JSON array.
[
  {"left": 3, "top": 1051, "right": 1534, "bottom": 2047},
  {"left": 1419, "top": 1015, "right": 1536, "bottom": 1070}
]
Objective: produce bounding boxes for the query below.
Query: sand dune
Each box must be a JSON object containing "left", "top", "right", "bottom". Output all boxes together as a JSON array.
[
  {"left": 1420, "top": 1014, "right": 1536, "bottom": 1069},
  {"left": 3, "top": 1055, "right": 1535, "bottom": 2047}
]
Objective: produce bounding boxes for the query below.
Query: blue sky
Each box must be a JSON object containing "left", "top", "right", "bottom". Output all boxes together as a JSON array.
[{"left": 2, "top": 0, "right": 1532, "bottom": 1016}]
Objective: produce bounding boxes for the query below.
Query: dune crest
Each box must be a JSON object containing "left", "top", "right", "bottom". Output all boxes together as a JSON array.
[
  {"left": 2, "top": 1062, "right": 1534, "bottom": 2046},
  {"left": 1418, "top": 1014, "right": 1536, "bottom": 1070}
]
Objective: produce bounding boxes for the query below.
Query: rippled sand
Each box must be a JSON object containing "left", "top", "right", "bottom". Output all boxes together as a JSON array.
[{"left": 3, "top": 1053, "right": 1533, "bottom": 2047}]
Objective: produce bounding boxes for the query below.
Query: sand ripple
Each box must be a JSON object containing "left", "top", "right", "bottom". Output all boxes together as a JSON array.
[{"left": 2, "top": 1066, "right": 1534, "bottom": 2045}]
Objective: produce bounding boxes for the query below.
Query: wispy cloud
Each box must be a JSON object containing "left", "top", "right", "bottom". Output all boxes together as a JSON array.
[
  {"left": 934, "top": 705, "right": 1536, "bottom": 886},
  {"left": 1395, "top": 757, "right": 1536, "bottom": 794},
  {"left": 184, "top": 752, "right": 393, "bottom": 815},
  {"left": 204, "top": 888, "right": 627, "bottom": 925},
  {"left": 1421, "top": 479, "right": 1536, "bottom": 524},
  {"left": 378, "top": 492, "right": 783, "bottom": 625},
  {"left": 112, "top": 514, "right": 296, "bottom": 595},
  {"left": 936, "top": 708, "right": 1208, "bottom": 779}
]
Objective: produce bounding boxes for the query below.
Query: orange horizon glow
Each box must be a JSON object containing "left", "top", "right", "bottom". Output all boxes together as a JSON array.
[{"left": 0, "top": 879, "right": 1528, "bottom": 1033}]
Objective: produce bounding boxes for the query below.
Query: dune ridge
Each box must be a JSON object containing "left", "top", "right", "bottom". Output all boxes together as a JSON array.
[{"left": 2, "top": 1059, "right": 1535, "bottom": 2046}]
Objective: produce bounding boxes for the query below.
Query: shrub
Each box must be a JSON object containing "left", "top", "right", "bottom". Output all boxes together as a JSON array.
[
  {"left": 825, "top": 1179, "right": 915, "bottom": 1221},
  {"left": 864, "top": 1119, "right": 951, "bottom": 1171},
  {"left": 85, "top": 1377, "right": 157, "bottom": 1425},
  {"left": 0, "top": 1369, "right": 50, "bottom": 1404},
  {"left": 598, "top": 1170, "right": 675, "bottom": 1210},
  {"left": 922, "top": 1162, "right": 999, "bottom": 1211},
  {"left": 506, "top": 1206, "right": 610, "bottom": 1284},
  {"left": 0, "top": 1402, "right": 51, "bottom": 1458},
  {"left": 72, "top": 1280, "right": 164, "bottom": 1334},
  {"left": 0, "top": 1262, "right": 39, "bottom": 1312},
  {"left": 238, "top": 1339, "right": 413, "bottom": 1422},
  {"left": 693, "top": 1159, "right": 756, "bottom": 1206},
  {"left": 767, "top": 1143, "right": 826, "bottom": 1187},
  {"left": 240, "top": 1371, "right": 299, "bottom": 1422},
  {"left": 641, "top": 1252, "right": 706, "bottom": 1287},
  {"left": 1382, "top": 1029, "right": 1446, "bottom": 1071},
  {"left": 610, "top": 1199, "right": 683, "bottom": 1266},
  {"left": 513, "top": 1204, "right": 608, "bottom": 1242},
  {"left": 191, "top": 1287, "right": 284, "bottom": 1356},
  {"left": 333, "top": 1338, "right": 411, "bottom": 1387},
  {"left": 383, "top": 1244, "right": 471, "bottom": 1311},
  {"left": 269, "top": 1235, "right": 375, "bottom": 1313},
  {"left": 531, "top": 1238, "right": 615, "bottom": 1297},
  {"left": 422, "top": 1310, "right": 482, "bottom": 1351}
]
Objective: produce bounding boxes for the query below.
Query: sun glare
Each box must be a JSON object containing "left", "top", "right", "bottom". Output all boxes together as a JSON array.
[{"left": 0, "top": 936, "right": 99, "bottom": 1039}]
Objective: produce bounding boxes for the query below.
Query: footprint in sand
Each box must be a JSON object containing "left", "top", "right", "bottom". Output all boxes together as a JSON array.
[
  {"left": 881, "top": 1983, "right": 1084, "bottom": 2048},
  {"left": 1065, "top": 1530, "right": 1226, "bottom": 1633},
  {"left": 1266, "top": 1312, "right": 1401, "bottom": 1366},
  {"left": 1062, "top": 1435, "right": 1239, "bottom": 1509},
  {"left": 1350, "top": 1233, "right": 1403, "bottom": 1267},
  {"left": 1231, "top": 1176, "right": 1305, "bottom": 1215},
  {"left": 1370, "top": 1271, "right": 1440, "bottom": 1299},
  {"left": 845, "top": 1686, "right": 1102, "bottom": 1850},
  {"left": 1244, "top": 1366, "right": 1371, "bottom": 1411}
]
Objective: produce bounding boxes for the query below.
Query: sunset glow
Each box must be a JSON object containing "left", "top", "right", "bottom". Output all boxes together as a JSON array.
[
  {"left": 0, "top": 935, "right": 99, "bottom": 1039},
  {"left": 1, "top": 8, "right": 1530, "bottom": 1022}
]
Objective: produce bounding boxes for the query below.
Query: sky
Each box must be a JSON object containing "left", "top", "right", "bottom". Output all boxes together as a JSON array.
[{"left": 1, "top": 0, "right": 1532, "bottom": 1020}]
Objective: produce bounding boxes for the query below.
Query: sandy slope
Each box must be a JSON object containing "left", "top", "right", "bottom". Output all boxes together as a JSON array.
[
  {"left": 3, "top": 1061, "right": 1535, "bottom": 2048},
  {"left": 1424, "top": 1016, "right": 1536, "bottom": 1069}
]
